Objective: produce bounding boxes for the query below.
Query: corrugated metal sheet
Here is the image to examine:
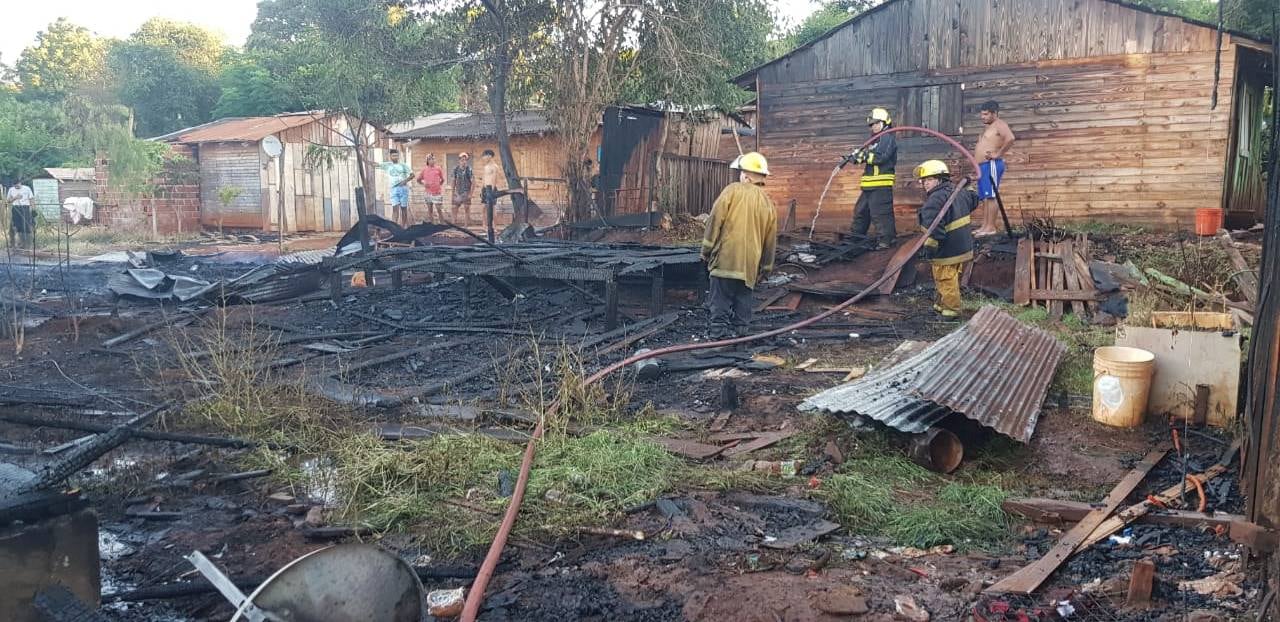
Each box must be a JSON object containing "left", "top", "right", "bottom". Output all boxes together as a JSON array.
[
  {"left": 154, "top": 112, "right": 324, "bottom": 144},
  {"left": 392, "top": 111, "right": 553, "bottom": 140},
  {"left": 43, "top": 168, "right": 95, "bottom": 182},
  {"left": 800, "top": 306, "right": 1066, "bottom": 442}
]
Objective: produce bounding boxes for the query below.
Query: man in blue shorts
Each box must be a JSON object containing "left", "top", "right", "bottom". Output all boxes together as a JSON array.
[
  {"left": 972, "top": 101, "right": 1016, "bottom": 237},
  {"left": 380, "top": 149, "right": 414, "bottom": 226}
]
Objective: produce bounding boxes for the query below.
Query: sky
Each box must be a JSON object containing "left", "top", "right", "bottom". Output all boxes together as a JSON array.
[{"left": 4, "top": 1, "right": 821, "bottom": 66}]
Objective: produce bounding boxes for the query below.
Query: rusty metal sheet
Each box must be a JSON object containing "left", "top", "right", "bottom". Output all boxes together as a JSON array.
[
  {"left": 154, "top": 112, "right": 323, "bottom": 143},
  {"left": 800, "top": 306, "right": 1065, "bottom": 442}
]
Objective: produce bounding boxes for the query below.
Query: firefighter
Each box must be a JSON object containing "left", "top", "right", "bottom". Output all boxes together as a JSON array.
[
  {"left": 845, "top": 107, "right": 898, "bottom": 249},
  {"left": 701, "top": 151, "right": 778, "bottom": 337},
  {"left": 914, "top": 159, "right": 976, "bottom": 319}
]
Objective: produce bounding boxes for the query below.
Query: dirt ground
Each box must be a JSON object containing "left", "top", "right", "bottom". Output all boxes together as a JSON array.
[{"left": 0, "top": 227, "right": 1264, "bottom": 621}]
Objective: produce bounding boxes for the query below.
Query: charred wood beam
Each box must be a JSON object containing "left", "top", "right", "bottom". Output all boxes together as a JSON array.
[
  {"left": 0, "top": 412, "right": 258, "bottom": 449},
  {"left": 102, "top": 565, "right": 478, "bottom": 603}
]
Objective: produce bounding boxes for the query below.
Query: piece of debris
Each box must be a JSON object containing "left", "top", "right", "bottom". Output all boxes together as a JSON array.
[
  {"left": 267, "top": 492, "right": 295, "bottom": 503},
  {"left": 578, "top": 526, "right": 645, "bottom": 540},
  {"left": 428, "top": 587, "right": 465, "bottom": 618},
  {"left": 651, "top": 437, "right": 731, "bottom": 461},
  {"left": 720, "top": 430, "right": 796, "bottom": 457},
  {"left": 303, "top": 506, "right": 326, "bottom": 528},
  {"left": 802, "top": 306, "right": 1065, "bottom": 442},
  {"left": 1126, "top": 559, "right": 1155, "bottom": 608},
  {"left": 823, "top": 440, "right": 844, "bottom": 465},
  {"left": 761, "top": 519, "right": 840, "bottom": 550},
  {"left": 812, "top": 586, "right": 868, "bottom": 615},
  {"left": 894, "top": 594, "right": 930, "bottom": 622},
  {"left": 1179, "top": 572, "right": 1244, "bottom": 597},
  {"left": 892, "top": 544, "right": 955, "bottom": 558}
]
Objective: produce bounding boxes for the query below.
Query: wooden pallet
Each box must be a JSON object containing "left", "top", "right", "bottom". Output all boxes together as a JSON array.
[{"left": 1013, "top": 233, "right": 1099, "bottom": 320}]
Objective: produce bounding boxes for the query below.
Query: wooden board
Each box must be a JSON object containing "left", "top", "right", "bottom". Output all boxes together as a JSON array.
[
  {"left": 720, "top": 430, "right": 797, "bottom": 458},
  {"left": 1049, "top": 250, "right": 1066, "bottom": 320},
  {"left": 1075, "top": 461, "right": 1232, "bottom": 552},
  {"left": 1027, "top": 289, "right": 1100, "bottom": 301},
  {"left": 986, "top": 448, "right": 1166, "bottom": 595},
  {"left": 1013, "top": 238, "right": 1033, "bottom": 306},
  {"left": 879, "top": 240, "right": 921, "bottom": 295},
  {"left": 1059, "top": 239, "right": 1087, "bottom": 317},
  {"left": 1003, "top": 497, "right": 1244, "bottom": 530}
]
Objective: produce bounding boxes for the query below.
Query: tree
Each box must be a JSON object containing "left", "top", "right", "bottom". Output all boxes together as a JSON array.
[
  {"left": 108, "top": 19, "right": 228, "bottom": 136},
  {"left": 248, "top": 0, "right": 460, "bottom": 250},
  {"left": 0, "top": 92, "right": 81, "bottom": 182},
  {"left": 15, "top": 19, "right": 110, "bottom": 99},
  {"left": 213, "top": 51, "right": 306, "bottom": 117},
  {"left": 771, "top": 0, "right": 879, "bottom": 57}
]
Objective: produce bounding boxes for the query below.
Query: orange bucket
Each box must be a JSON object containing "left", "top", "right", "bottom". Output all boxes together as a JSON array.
[{"left": 1194, "top": 208, "right": 1223, "bottom": 236}]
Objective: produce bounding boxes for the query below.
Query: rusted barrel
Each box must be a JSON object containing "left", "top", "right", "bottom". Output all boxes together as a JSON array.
[{"left": 908, "top": 428, "right": 964, "bottom": 474}]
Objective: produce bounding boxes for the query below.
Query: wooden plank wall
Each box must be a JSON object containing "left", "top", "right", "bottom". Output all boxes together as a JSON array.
[
  {"left": 257, "top": 116, "right": 393, "bottom": 233},
  {"left": 756, "top": 0, "right": 1242, "bottom": 230},
  {"left": 403, "top": 132, "right": 603, "bottom": 227}
]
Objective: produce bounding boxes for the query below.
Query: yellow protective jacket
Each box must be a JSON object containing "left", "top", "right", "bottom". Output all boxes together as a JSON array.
[{"left": 701, "top": 181, "right": 778, "bottom": 289}]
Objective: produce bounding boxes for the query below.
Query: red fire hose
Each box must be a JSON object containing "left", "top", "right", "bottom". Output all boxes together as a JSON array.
[{"left": 460, "top": 127, "right": 982, "bottom": 620}]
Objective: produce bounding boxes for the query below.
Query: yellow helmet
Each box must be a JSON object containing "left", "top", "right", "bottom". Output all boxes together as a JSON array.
[
  {"left": 914, "top": 159, "right": 950, "bottom": 179},
  {"left": 731, "top": 152, "right": 770, "bottom": 176},
  {"left": 867, "top": 107, "right": 892, "bottom": 126}
]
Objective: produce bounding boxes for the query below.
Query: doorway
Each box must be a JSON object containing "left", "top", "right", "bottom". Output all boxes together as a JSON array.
[{"left": 1225, "top": 47, "right": 1273, "bottom": 222}]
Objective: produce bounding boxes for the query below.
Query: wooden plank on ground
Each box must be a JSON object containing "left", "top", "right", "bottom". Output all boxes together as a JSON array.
[
  {"left": 1013, "top": 238, "right": 1033, "bottom": 306},
  {"left": 1075, "top": 461, "right": 1233, "bottom": 552},
  {"left": 755, "top": 290, "right": 788, "bottom": 312},
  {"left": 1002, "top": 497, "right": 1244, "bottom": 530},
  {"left": 720, "top": 430, "right": 797, "bottom": 458},
  {"left": 1026, "top": 290, "right": 1101, "bottom": 301},
  {"left": 766, "top": 293, "right": 802, "bottom": 312},
  {"left": 985, "top": 448, "right": 1166, "bottom": 595},
  {"left": 878, "top": 240, "right": 920, "bottom": 295},
  {"left": 651, "top": 437, "right": 731, "bottom": 460}
]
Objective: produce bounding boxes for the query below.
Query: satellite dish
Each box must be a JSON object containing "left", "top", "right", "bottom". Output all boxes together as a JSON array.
[{"left": 261, "top": 135, "right": 283, "bottom": 159}]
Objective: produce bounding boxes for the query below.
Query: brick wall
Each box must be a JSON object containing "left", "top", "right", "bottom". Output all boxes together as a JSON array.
[{"left": 94, "top": 144, "right": 203, "bottom": 235}]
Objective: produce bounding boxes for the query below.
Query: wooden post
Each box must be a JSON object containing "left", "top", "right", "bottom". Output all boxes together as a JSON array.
[
  {"left": 328, "top": 263, "right": 343, "bottom": 306},
  {"left": 1125, "top": 559, "right": 1155, "bottom": 608},
  {"left": 604, "top": 277, "right": 619, "bottom": 331},
  {"left": 649, "top": 267, "right": 665, "bottom": 315},
  {"left": 1193, "top": 384, "right": 1211, "bottom": 427}
]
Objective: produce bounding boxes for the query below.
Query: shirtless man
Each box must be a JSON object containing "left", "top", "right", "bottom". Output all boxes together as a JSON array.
[
  {"left": 973, "top": 100, "right": 1016, "bottom": 237},
  {"left": 480, "top": 149, "right": 500, "bottom": 242}
]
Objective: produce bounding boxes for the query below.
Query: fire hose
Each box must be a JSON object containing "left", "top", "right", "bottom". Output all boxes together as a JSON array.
[{"left": 460, "top": 126, "right": 982, "bottom": 620}]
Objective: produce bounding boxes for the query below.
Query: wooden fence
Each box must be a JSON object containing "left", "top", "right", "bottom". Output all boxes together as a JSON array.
[{"left": 654, "top": 153, "right": 734, "bottom": 217}]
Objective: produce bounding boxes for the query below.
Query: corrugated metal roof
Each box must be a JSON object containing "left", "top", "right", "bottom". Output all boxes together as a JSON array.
[
  {"left": 43, "top": 168, "right": 95, "bottom": 182},
  {"left": 392, "top": 111, "right": 554, "bottom": 140},
  {"left": 152, "top": 112, "right": 325, "bottom": 144},
  {"left": 800, "top": 306, "right": 1066, "bottom": 442},
  {"left": 388, "top": 112, "right": 471, "bottom": 134}
]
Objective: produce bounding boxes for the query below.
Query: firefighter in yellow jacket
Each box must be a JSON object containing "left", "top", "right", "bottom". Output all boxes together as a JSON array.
[
  {"left": 915, "top": 160, "right": 975, "bottom": 319},
  {"left": 701, "top": 152, "right": 778, "bottom": 336}
]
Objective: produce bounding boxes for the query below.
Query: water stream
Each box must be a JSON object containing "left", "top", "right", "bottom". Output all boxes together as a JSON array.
[{"left": 808, "top": 165, "right": 845, "bottom": 240}]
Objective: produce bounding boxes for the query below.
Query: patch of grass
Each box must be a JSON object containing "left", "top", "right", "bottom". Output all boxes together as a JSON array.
[
  {"left": 884, "top": 483, "right": 1009, "bottom": 549},
  {"left": 843, "top": 454, "right": 935, "bottom": 485},
  {"left": 821, "top": 472, "right": 895, "bottom": 531},
  {"left": 1059, "top": 221, "right": 1147, "bottom": 236},
  {"left": 5, "top": 221, "right": 201, "bottom": 256}
]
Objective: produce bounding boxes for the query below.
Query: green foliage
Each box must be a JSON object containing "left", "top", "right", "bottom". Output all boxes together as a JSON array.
[
  {"left": 618, "top": 0, "right": 777, "bottom": 109},
  {"left": 213, "top": 51, "right": 307, "bottom": 118},
  {"left": 249, "top": 0, "right": 458, "bottom": 127},
  {"left": 16, "top": 19, "right": 110, "bottom": 98},
  {"left": 108, "top": 19, "right": 228, "bottom": 136},
  {"left": 772, "top": 3, "right": 856, "bottom": 56},
  {"left": 217, "top": 186, "right": 244, "bottom": 207},
  {"left": 0, "top": 92, "right": 81, "bottom": 182},
  {"left": 1127, "top": 0, "right": 1274, "bottom": 38}
]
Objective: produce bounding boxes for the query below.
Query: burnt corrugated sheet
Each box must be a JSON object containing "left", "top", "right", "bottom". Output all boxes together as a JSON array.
[{"left": 800, "top": 306, "right": 1065, "bottom": 442}]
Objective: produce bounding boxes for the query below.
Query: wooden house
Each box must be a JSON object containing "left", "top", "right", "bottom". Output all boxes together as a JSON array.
[
  {"left": 392, "top": 109, "right": 753, "bottom": 226},
  {"left": 155, "top": 112, "right": 395, "bottom": 233},
  {"left": 734, "top": 0, "right": 1273, "bottom": 231}
]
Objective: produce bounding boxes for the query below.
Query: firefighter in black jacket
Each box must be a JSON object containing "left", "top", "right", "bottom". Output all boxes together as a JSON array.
[
  {"left": 844, "top": 107, "right": 898, "bottom": 249},
  {"left": 915, "top": 159, "right": 976, "bottom": 319}
]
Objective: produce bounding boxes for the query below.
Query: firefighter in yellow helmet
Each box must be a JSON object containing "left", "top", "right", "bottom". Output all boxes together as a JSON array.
[
  {"left": 700, "top": 152, "right": 778, "bottom": 337},
  {"left": 842, "top": 107, "right": 898, "bottom": 249},
  {"left": 914, "top": 159, "right": 976, "bottom": 319}
]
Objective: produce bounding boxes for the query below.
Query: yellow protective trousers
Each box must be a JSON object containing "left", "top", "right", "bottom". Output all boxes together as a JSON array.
[{"left": 931, "top": 261, "right": 965, "bottom": 313}]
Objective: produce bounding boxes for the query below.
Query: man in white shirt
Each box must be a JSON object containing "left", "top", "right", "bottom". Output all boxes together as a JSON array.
[{"left": 7, "top": 180, "right": 35, "bottom": 248}]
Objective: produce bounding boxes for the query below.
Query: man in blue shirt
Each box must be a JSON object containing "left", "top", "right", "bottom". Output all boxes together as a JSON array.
[{"left": 380, "top": 149, "right": 413, "bottom": 226}]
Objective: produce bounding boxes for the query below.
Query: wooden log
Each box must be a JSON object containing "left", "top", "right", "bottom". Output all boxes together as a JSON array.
[
  {"left": 0, "top": 412, "right": 259, "bottom": 449},
  {"left": 1218, "top": 233, "right": 1259, "bottom": 306},
  {"left": 1126, "top": 559, "right": 1155, "bottom": 608},
  {"left": 986, "top": 449, "right": 1166, "bottom": 595}
]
